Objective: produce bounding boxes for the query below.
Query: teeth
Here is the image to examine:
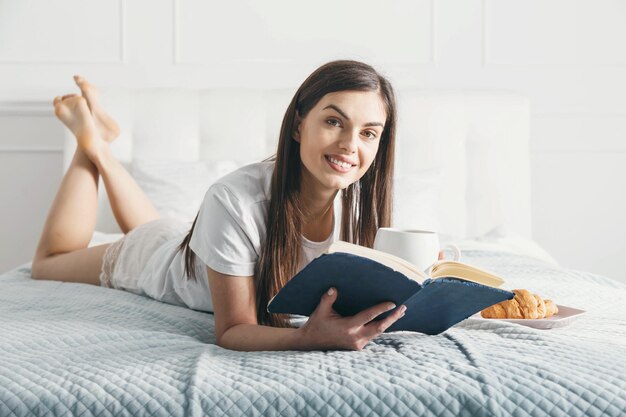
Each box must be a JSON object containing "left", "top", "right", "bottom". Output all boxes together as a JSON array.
[{"left": 328, "top": 156, "right": 353, "bottom": 169}]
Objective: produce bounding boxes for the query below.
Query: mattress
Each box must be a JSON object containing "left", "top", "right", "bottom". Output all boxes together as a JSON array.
[{"left": 1, "top": 244, "right": 625, "bottom": 417}]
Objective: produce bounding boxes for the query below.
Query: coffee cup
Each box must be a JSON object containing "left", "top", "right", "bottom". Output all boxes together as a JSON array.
[{"left": 373, "top": 228, "right": 460, "bottom": 273}]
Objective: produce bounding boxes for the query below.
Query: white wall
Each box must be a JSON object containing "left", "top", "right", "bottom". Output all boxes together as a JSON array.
[{"left": 0, "top": 0, "right": 625, "bottom": 283}]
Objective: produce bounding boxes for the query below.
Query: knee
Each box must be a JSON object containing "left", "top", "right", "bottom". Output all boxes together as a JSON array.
[{"left": 30, "top": 256, "right": 47, "bottom": 280}]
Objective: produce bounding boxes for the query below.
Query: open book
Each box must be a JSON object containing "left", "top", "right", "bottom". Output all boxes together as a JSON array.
[{"left": 267, "top": 240, "right": 514, "bottom": 335}]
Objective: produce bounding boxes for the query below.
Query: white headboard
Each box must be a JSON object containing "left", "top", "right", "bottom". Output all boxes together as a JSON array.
[{"left": 62, "top": 89, "right": 531, "bottom": 240}]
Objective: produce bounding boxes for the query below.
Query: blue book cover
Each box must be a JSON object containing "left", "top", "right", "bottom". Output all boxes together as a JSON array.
[{"left": 267, "top": 251, "right": 514, "bottom": 335}]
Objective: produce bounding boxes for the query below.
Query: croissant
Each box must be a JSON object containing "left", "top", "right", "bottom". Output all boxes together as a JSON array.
[{"left": 481, "top": 289, "right": 559, "bottom": 319}]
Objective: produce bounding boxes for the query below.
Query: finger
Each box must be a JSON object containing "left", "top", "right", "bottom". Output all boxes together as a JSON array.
[
  {"left": 438, "top": 250, "right": 445, "bottom": 260},
  {"left": 351, "top": 301, "right": 397, "bottom": 327},
  {"left": 363, "top": 304, "right": 406, "bottom": 337},
  {"left": 318, "top": 287, "right": 338, "bottom": 315},
  {"left": 53, "top": 96, "right": 62, "bottom": 106},
  {"left": 62, "top": 94, "right": 78, "bottom": 101}
]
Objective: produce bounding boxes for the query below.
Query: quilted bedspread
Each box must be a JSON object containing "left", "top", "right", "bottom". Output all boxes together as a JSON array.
[{"left": 1, "top": 246, "right": 625, "bottom": 417}]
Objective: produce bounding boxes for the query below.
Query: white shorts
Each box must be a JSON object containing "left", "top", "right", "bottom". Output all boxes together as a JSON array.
[{"left": 99, "top": 217, "right": 189, "bottom": 293}]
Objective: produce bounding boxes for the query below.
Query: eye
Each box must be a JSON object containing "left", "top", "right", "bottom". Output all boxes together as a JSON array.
[
  {"left": 326, "top": 118, "right": 341, "bottom": 127},
  {"left": 363, "top": 130, "right": 378, "bottom": 140}
]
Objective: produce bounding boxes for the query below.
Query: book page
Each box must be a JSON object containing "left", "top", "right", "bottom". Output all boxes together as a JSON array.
[
  {"left": 327, "top": 241, "right": 506, "bottom": 288},
  {"left": 430, "top": 261, "right": 504, "bottom": 288},
  {"left": 327, "top": 241, "right": 427, "bottom": 282}
]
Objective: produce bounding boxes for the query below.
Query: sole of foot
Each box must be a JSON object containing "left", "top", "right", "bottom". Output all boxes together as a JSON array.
[
  {"left": 73, "top": 75, "right": 120, "bottom": 143},
  {"left": 53, "top": 95, "right": 108, "bottom": 163}
]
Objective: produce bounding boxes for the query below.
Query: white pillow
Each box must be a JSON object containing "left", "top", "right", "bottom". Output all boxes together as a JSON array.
[
  {"left": 452, "top": 225, "right": 560, "bottom": 266},
  {"left": 131, "top": 159, "right": 239, "bottom": 223}
]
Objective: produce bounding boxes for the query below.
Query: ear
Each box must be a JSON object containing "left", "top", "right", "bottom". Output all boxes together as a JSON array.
[{"left": 292, "top": 111, "right": 302, "bottom": 143}]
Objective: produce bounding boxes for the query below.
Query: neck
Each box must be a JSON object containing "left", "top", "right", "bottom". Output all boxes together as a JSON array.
[
  {"left": 298, "top": 171, "right": 338, "bottom": 242},
  {"left": 301, "top": 191, "right": 336, "bottom": 223},
  {"left": 299, "top": 171, "right": 338, "bottom": 224},
  {"left": 300, "top": 193, "right": 335, "bottom": 242}
]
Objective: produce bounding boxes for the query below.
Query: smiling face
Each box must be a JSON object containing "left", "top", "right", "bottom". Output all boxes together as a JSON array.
[{"left": 294, "top": 90, "right": 387, "bottom": 198}]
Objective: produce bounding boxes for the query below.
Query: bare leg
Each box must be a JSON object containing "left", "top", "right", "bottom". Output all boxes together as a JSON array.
[
  {"left": 72, "top": 74, "right": 159, "bottom": 233},
  {"left": 93, "top": 146, "right": 161, "bottom": 234},
  {"left": 32, "top": 81, "right": 159, "bottom": 285},
  {"left": 31, "top": 145, "right": 109, "bottom": 284}
]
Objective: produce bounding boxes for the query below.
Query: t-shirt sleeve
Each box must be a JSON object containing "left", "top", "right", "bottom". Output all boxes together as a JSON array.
[{"left": 189, "top": 183, "right": 259, "bottom": 277}]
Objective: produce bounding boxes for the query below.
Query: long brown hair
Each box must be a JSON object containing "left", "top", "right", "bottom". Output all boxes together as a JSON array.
[{"left": 177, "top": 60, "right": 397, "bottom": 327}]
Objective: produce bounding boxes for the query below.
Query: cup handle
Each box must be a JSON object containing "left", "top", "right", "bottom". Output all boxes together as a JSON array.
[
  {"left": 441, "top": 243, "right": 461, "bottom": 262},
  {"left": 426, "top": 244, "right": 462, "bottom": 275}
]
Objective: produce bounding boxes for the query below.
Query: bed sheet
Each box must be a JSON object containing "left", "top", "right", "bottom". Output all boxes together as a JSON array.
[{"left": 1, "top": 246, "right": 625, "bottom": 417}]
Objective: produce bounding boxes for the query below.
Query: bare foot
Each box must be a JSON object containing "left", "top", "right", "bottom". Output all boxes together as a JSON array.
[
  {"left": 53, "top": 95, "right": 107, "bottom": 162},
  {"left": 73, "top": 75, "right": 120, "bottom": 143}
]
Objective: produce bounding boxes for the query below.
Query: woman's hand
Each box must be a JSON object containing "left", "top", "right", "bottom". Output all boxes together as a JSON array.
[{"left": 296, "top": 287, "right": 406, "bottom": 351}]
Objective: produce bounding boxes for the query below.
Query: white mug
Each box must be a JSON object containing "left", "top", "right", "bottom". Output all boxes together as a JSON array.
[{"left": 373, "top": 228, "right": 460, "bottom": 273}]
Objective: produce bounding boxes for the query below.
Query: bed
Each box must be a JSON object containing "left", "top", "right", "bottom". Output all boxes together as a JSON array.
[{"left": 1, "top": 89, "right": 625, "bottom": 416}]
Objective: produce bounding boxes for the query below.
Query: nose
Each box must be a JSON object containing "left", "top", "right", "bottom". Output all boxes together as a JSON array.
[{"left": 338, "top": 129, "right": 359, "bottom": 153}]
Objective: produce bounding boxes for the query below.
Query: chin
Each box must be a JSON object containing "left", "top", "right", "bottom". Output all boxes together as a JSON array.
[
  {"left": 322, "top": 174, "right": 357, "bottom": 190},
  {"left": 303, "top": 160, "right": 360, "bottom": 191}
]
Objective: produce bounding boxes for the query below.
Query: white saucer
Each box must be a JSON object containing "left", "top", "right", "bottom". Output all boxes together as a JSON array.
[{"left": 471, "top": 305, "right": 586, "bottom": 329}]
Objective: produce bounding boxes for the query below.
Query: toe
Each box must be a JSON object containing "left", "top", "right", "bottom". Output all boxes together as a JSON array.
[{"left": 74, "top": 75, "right": 94, "bottom": 94}]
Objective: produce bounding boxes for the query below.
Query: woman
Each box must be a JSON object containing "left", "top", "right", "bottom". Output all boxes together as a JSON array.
[{"left": 31, "top": 60, "right": 407, "bottom": 351}]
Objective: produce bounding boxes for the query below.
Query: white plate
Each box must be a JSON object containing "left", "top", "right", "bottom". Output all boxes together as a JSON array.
[{"left": 471, "top": 305, "right": 586, "bottom": 329}]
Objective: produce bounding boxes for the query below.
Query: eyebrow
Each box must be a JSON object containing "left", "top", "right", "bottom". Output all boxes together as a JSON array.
[{"left": 322, "top": 104, "right": 385, "bottom": 128}]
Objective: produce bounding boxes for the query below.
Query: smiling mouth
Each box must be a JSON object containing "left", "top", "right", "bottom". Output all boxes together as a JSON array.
[{"left": 325, "top": 155, "right": 356, "bottom": 172}]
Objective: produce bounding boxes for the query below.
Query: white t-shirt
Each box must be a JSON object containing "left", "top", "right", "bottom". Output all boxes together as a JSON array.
[{"left": 138, "top": 161, "right": 342, "bottom": 313}]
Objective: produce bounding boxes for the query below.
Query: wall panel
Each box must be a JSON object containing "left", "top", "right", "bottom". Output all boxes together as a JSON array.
[
  {"left": 485, "top": 0, "right": 626, "bottom": 66},
  {"left": 175, "top": 0, "right": 434, "bottom": 65},
  {"left": 0, "top": 0, "right": 125, "bottom": 63}
]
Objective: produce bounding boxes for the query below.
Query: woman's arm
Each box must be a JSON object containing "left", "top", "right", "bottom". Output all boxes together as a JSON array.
[
  {"left": 219, "top": 323, "right": 305, "bottom": 351},
  {"left": 208, "top": 266, "right": 306, "bottom": 351},
  {"left": 208, "top": 266, "right": 405, "bottom": 352}
]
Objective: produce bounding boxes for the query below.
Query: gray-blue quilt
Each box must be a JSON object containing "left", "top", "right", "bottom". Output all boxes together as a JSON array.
[{"left": 1, "top": 247, "right": 625, "bottom": 417}]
